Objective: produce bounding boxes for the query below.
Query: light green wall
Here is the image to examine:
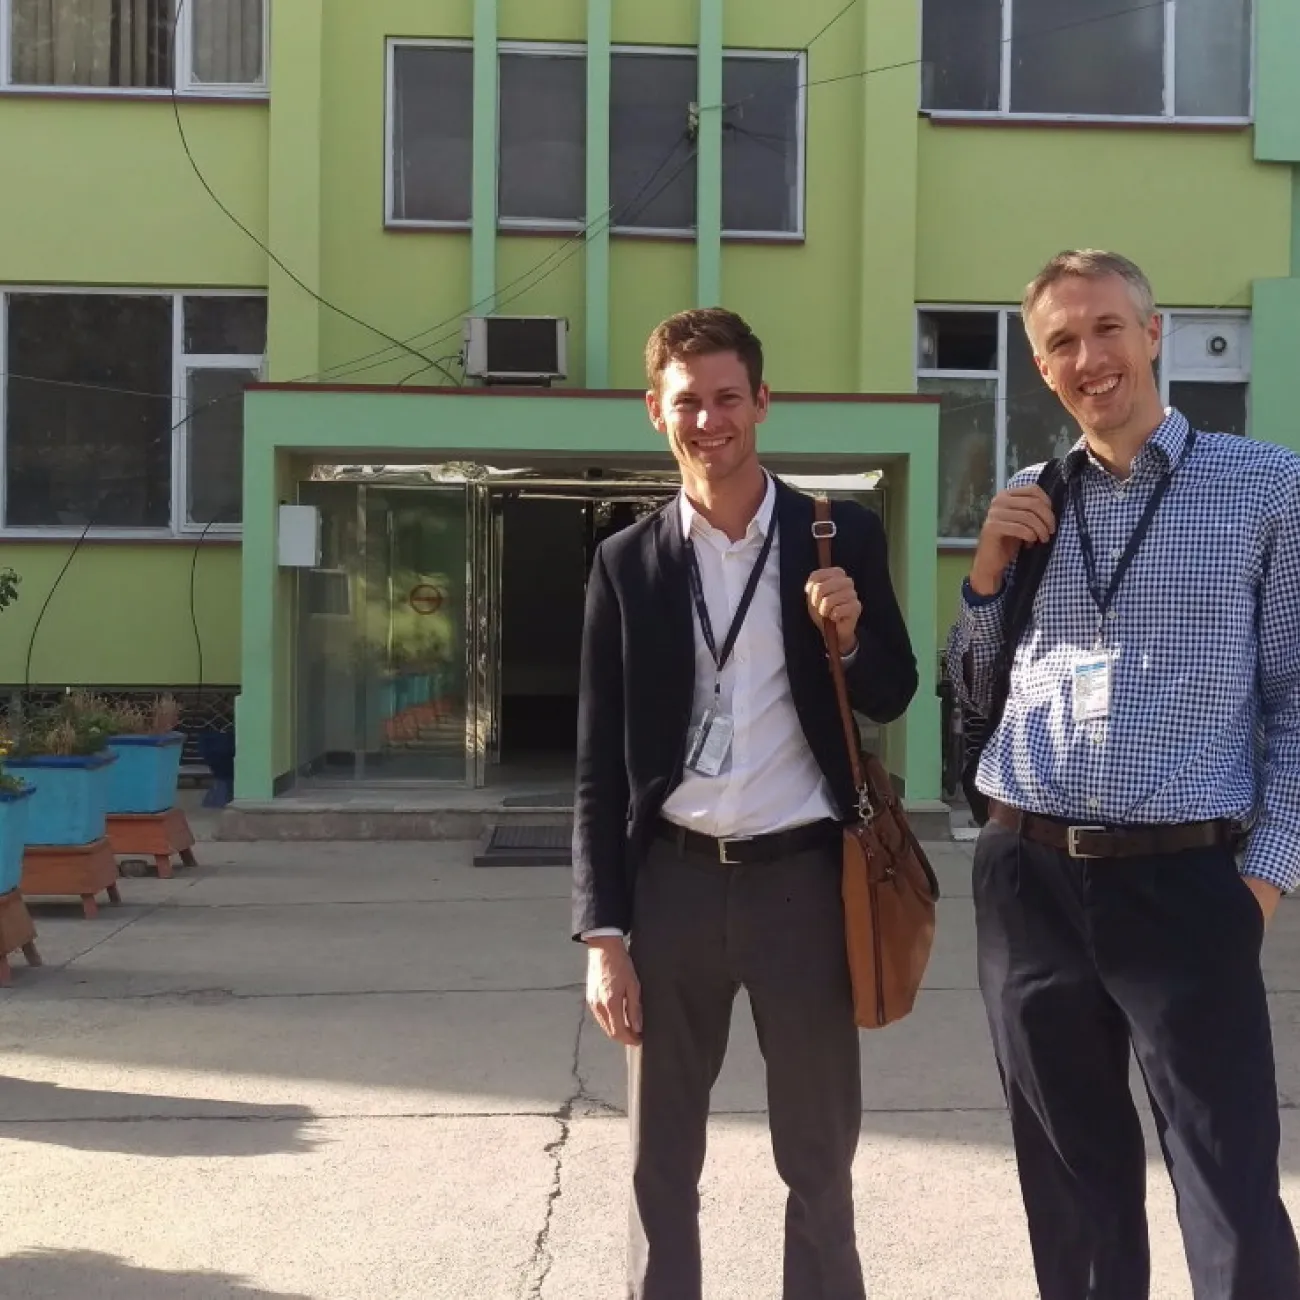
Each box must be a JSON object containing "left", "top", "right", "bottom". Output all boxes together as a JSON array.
[
  {"left": 266, "top": 0, "right": 324, "bottom": 380},
  {"left": 859, "top": 0, "right": 919, "bottom": 392},
  {"left": 0, "top": 99, "right": 267, "bottom": 286},
  {"left": 917, "top": 125, "right": 1292, "bottom": 307},
  {"left": 238, "top": 387, "right": 941, "bottom": 802},
  {"left": 0, "top": 546, "right": 241, "bottom": 685},
  {"left": 935, "top": 554, "right": 968, "bottom": 651},
  {"left": 313, "top": 0, "right": 911, "bottom": 395},
  {"left": 0, "top": 95, "right": 265, "bottom": 692}
]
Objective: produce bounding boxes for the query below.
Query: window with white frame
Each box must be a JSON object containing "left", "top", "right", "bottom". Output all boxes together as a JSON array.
[
  {"left": 389, "top": 42, "right": 474, "bottom": 226},
  {"left": 1, "top": 291, "right": 265, "bottom": 532},
  {"left": 386, "top": 41, "right": 806, "bottom": 238},
  {"left": 500, "top": 45, "right": 587, "bottom": 227},
  {"left": 921, "top": 0, "right": 1252, "bottom": 120},
  {"left": 4, "top": 0, "right": 266, "bottom": 94},
  {"left": 918, "top": 306, "right": 1252, "bottom": 542}
]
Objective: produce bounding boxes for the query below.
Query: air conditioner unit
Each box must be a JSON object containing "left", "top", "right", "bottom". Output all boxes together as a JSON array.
[{"left": 463, "top": 315, "right": 568, "bottom": 384}]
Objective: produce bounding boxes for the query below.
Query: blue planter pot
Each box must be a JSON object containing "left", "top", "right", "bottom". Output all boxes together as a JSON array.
[
  {"left": 0, "top": 784, "right": 35, "bottom": 894},
  {"left": 5, "top": 752, "right": 116, "bottom": 847},
  {"left": 106, "top": 732, "right": 184, "bottom": 814}
]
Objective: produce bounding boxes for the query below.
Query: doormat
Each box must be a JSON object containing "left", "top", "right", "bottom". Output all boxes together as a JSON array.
[
  {"left": 501, "top": 792, "right": 575, "bottom": 809},
  {"left": 473, "top": 820, "right": 573, "bottom": 867}
]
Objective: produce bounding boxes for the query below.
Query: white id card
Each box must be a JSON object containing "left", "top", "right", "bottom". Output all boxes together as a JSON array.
[
  {"left": 685, "top": 709, "right": 734, "bottom": 777},
  {"left": 1073, "top": 653, "right": 1111, "bottom": 723}
]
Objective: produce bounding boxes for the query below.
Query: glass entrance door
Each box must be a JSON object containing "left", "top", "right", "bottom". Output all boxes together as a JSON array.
[{"left": 295, "top": 481, "right": 470, "bottom": 784}]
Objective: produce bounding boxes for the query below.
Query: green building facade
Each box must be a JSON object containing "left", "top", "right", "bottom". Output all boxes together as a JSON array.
[{"left": 0, "top": 0, "right": 1295, "bottom": 807}]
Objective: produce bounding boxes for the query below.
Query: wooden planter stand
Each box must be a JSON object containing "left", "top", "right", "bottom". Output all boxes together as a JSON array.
[
  {"left": 0, "top": 889, "right": 41, "bottom": 986},
  {"left": 107, "top": 808, "right": 198, "bottom": 880},
  {"left": 22, "top": 839, "right": 121, "bottom": 919}
]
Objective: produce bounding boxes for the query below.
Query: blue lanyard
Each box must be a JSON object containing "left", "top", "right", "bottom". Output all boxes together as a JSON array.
[
  {"left": 684, "top": 521, "right": 776, "bottom": 677},
  {"left": 1070, "top": 431, "right": 1195, "bottom": 621}
]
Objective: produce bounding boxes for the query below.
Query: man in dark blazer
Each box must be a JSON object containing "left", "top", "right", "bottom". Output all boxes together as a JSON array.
[{"left": 573, "top": 308, "right": 918, "bottom": 1300}]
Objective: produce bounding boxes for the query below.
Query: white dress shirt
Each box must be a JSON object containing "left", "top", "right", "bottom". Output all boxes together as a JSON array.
[
  {"left": 582, "top": 476, "right": 845, "bottom": 940},
  {"left": 661, "top": 474, "right": 839, "bottom": 836}
]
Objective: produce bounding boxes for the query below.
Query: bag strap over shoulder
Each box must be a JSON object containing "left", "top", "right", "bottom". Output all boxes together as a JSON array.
[{"left": 813, "top": 496, "right": 870, "bottom": 821}]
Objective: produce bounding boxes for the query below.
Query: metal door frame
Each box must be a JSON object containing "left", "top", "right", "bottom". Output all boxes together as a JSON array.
[{"left": 301, "top": 462, "right": 885, "bottom": 789}]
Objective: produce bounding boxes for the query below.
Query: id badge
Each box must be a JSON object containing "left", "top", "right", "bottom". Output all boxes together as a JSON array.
[
  {"left": 685, "top": 708, "right": 734, "bottom": 777},
  {"left": 1073, "top": 653, "right": 1111, "bottom": 723}
]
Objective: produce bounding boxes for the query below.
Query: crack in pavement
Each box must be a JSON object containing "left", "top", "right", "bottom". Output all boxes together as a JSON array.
[
  {"left": 7, "top": 983, "right": 584, "bottom": 1004},
  {"left": 0, "top": 1108, "right": 604, "bottom": 1126},
  {"left": 19, "top": 870, "right": 211, "bottom": 982},
  {"left": 154, "top": 895, "right": 570, "bottom": 910},
  {"left": 517, "top": 997, "right": 616, "bottom": 1300}
]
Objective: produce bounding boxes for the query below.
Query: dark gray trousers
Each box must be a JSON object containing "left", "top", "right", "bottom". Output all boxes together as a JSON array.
[
  {"left": 626, "top": 835, "right": 865, "bottom": 1300},
  {"left": 975, "top": 821, "right": 1300, "bottom": 1300}
]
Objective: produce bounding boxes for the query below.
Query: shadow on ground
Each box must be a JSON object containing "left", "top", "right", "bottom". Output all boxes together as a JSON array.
[
  {"left": 0, "top": 1078, "right": 319, "bottom": 1157},
  {"left": 1, "top": 1250, "right": 314, "bottom": 1299}
]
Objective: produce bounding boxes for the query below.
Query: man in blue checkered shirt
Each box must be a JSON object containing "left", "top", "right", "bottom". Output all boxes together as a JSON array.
[{"left": 946, "top": 249, "right": 1300, "bottom": 1300}]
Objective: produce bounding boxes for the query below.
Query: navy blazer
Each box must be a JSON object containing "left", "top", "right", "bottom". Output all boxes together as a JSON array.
[{"left": 571, "top": 475, "right": 918, "bottom": 938}]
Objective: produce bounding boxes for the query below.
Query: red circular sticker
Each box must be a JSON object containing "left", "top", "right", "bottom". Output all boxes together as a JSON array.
[{"left": 409, "top": 583, "right": 445, "bottom": 615}]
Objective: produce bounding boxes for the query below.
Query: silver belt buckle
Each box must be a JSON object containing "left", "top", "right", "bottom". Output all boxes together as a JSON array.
[
  {"left": 1066, "top": 825, "right": 1107, "bottom": 859},
  {"left": 717, "top": 836, "right": 751, "bottom": 865}
]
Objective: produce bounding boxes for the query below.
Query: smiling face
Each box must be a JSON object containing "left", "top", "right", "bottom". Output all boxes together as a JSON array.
[
  {"left": 646, "top": 349, "right": 769, "bottom": 495},
  {"left": 1027, "top": 272, "right": 1164, "bottom": 441}
]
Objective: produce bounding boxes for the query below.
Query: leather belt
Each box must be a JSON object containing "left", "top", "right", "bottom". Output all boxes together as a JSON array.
[
  {"left": 988, "top": 799, "right": 1240, "bottom": 860},
  {"left": 655, "top": 818, "right": 840, "bottom": 866}
]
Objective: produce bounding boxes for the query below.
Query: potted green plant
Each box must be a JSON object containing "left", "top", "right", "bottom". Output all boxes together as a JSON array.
[
  {"left": 0, "top": 745, "right": 35, "bottom": 895},
  {"left": 5, "top": 693, "right": 117, "bottom": 847},
  {"left": 105, "top": 695, "right": 185, "bottom": 815}
]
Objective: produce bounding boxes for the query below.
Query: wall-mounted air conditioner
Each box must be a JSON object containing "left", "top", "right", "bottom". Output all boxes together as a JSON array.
[{"left": 463, "top": 315, "right": 568, "bottom": 384}]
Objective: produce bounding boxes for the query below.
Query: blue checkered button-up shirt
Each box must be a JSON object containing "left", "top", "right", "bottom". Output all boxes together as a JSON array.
[{"left": 946, "top": 409, "right": 1300, "bottom": 893}]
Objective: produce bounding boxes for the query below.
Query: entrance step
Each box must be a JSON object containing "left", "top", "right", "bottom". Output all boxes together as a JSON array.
[
  {"left": 218, "top": 796, "right": 954, "bottom": 843},
  {"left": 217, "top": 799, "right": 573, "bottom": 843}
]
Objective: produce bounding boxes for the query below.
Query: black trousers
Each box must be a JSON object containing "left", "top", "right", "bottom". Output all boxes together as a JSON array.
[
  {"left": 974, "top": 820, "right": 1300, "bottom": 1300},
  {"left": 626, "top": 836, "right": 865, "bottom": 1300}
]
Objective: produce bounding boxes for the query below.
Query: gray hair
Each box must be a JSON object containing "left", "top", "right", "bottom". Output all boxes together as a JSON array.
[{"left": 1021, "top": 250, "right": 1156, "bottom": 341}]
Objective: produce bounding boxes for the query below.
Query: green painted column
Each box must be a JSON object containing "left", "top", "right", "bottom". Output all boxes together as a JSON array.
[
  {"left": 1251, "top": 274, "right": 1300, "bottom": 457},
  {"left": 265, "top": 0, "right": 323, "bottom": 379},
  {"left": 585, "top": 0, "right": 612, "bottom": 388},
  {"left": 234, "top": 402, "right": 279, "bottom": 801},
  {"left": 695, "top": 0, "right": 723, "bottom": 307},
  {"left": 1255, "top": 0, "right": 1300, "bottom": 163},
  {"left": 472, "top": 0, "right": 499, "bottom": 312},
  {"left": 857, "top": 0, "right": 919, "bottom": 392},
  {"left": 898, "top": 435, "right": 942, "bottom": 806}
]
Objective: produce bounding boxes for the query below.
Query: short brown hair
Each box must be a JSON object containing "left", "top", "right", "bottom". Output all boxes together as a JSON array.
[
  {"left": 644, "top": 308, "right": 765, "bottom": 398},
  {"left": 1021, "top": 249, "right": 1156, "bottom": 339}
]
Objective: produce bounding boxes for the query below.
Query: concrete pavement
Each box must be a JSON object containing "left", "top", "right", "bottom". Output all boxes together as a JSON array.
[{"left": 2, "top": 829, "right": 1299, "bottom": 1298}]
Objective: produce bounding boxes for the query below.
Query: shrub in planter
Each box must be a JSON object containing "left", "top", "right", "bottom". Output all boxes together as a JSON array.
[
  {"left": 0, "top": 753, "right": 34, "bottom": 894},
  {"left": 6, "top": 699, "right": 117, "bottom": 848},
  {"left": 105, "top": 695, "right": 185, "bottom": 815}
]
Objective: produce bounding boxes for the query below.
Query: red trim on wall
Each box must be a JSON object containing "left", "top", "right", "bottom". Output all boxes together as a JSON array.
[{"left": 249, "top": 381, "right": 940, "bottom": 404}]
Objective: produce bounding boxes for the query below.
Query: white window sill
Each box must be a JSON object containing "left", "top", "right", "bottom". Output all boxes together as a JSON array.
[
  {"left": 0, "top": 529, "right": 242, "bottom": 542},
  {"left": 0, "top": 85, "right": 268, "bottom": 103},
  {"left": 386, "top": 219, "right": 806, "bottom": 241},
  {"left": 922, "top": 111, "right": 1251, "bottom": 129},
  {"left": 386, "top": 219, "right": 473, "bottom": 233}
]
